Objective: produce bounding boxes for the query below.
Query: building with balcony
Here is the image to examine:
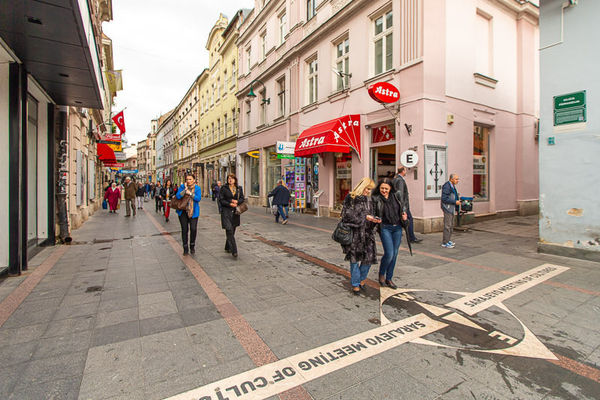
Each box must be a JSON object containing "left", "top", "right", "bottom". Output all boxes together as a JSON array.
[{"left": 237, "top": 0, "right": 539, "bottom": 230}]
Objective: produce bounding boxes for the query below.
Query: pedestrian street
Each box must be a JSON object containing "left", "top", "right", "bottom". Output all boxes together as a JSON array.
[{"left": 0, "top": 201, "right": 599, "bottom": 400}]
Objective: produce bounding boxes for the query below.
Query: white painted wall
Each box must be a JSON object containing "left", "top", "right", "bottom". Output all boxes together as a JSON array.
[{"left": 0, "top": 63, "right": 10, "bottom": 268}]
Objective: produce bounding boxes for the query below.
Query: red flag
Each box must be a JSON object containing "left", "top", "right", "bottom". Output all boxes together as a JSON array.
[{"left": 112, "top": 110, "right": 126, "bottom": 134}]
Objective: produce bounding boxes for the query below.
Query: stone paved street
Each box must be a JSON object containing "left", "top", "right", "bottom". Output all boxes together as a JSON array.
[{"left": 1, "top": 200, "right": 599, "bottom": 400}]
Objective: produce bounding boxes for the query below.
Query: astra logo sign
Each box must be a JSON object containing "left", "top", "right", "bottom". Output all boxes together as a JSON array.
[
  {"left": 298, "top": 136, "right": 326, "bottom": 149},
  {"left": 368, "top": 82, "right": 400, "bottom": 104}
]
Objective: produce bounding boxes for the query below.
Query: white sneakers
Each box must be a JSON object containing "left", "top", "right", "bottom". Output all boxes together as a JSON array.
[{"left": 441, "top": 241, "right": 455, "bottom": 248}]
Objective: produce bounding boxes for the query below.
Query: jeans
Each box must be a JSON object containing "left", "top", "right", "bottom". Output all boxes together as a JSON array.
[
  {"left": 225, "top": 227, "right": 237, "bottom": 254},
  {"left": 379, "top": 224, "right": 403, "bottom": 280},
  {"left": 443, "top": 212, "right": 455, "bottom": 243},
  {"left": 155, "top": 197, "right": 163, "bottom": 212},
  {"left": 178, "top": 212, "right": 198, "bottom": 249},
  {"left": 350, "top": 262, "right": 371, "bottom": 288},
  {"left": 275, "top": 205, "right": 288, "bottom": 222}
]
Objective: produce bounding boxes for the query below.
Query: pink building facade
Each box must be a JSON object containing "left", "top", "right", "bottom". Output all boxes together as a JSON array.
[{"left": 236, "top": 0, "right": 539, "bottom": 231}]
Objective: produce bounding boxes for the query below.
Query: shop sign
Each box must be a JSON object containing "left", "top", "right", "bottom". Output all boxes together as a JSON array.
[
  {"left": 368, "top": 82, "right": 400, "bottom": 104},
  {"left": 276, "top": 141, "right": 296, "bottom": 154},
  {"left": 103, "top": 162, "right": 125, "bottom": 167},
  {"left": 553, "top": 90, "right": 586, "bottom": 126},
  {"left": 372, "top": 124, "right": 395, "bottom": 144},
  {"left": 400, "top": 150, "right": 419, "bottom": 168},
  {"left": 277, "top": 154, "right": 295, "bottom": 159},
  {"left": 247, "top": 150, "right": 259, "bottom": 159},
  {"left": 119, "top": 169, "right": 138, "bottom": 174},
  {"left": 114, "top": 151, "right": 126, "bottom": 161},
  {"left": 473, "top": 155, "right": 487, "bottom": 175}
]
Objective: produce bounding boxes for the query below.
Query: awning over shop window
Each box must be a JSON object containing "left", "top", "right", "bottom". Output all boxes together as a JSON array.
[
  {"left": 294, "top": 115, "right": 361, "bottom": 160},
  {"left": 97, "top": 143, "right": 116, "bottom": 163}
]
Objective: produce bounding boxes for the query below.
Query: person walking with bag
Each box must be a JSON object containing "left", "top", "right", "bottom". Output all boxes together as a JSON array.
[
  {"left": 174, "top": 174, "right": 202, "bottom": 255},
  {"left": 123, "top": 177, "right": 137, "bottom": 217},
  {"left": 104, "top": 182, "right": 121, "bottom": 213},
  {"left": 268, "top": 180, "right": 291, "bottom": 224},
  {"left": 160, "top": 179, "right": 176, "bottom": 222},
  {"left": 154, "top": 182, "right": 163, "bottom": 213},
  {"left": 372, "top": 178, "right": 408, "bottom": 289},
  {"left": 219, "top": 173, "right": 245, "bottom": 258},
  {"left": 339, "top": 177, "right": 379, "bottom": 295}
]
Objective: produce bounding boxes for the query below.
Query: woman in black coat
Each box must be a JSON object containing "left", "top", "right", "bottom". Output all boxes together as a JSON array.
[
  {"left": 340, "top": 177, "right": 380, "bottom": 295},
  {"left": 219, "top": 173, "right": 245, "bottom": 258}
]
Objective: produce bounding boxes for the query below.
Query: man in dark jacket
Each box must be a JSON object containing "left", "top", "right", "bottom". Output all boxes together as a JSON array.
[
  {"left": 213, "top": 181, "right": 222, "bottom": 213},
  {"left": 440, "top": 174, "right": 460, "bottom": 248},
  {"left": 392, "top": 167, "right": 421, "bottom": 243},
  {"left": 268, "top": 180, "right": 291, "bottom": 224}
]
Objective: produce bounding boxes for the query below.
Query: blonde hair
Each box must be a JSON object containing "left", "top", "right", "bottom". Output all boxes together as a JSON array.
[{"left": 349, "top": 177, "right": 375, "bottom": 199}]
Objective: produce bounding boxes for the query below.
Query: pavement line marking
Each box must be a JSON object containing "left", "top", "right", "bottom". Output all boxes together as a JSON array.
[
  {"left": 445, "top": 264, "right": 570, "bottom": 315},
  {"left": 165, "top": 314, "right": 447, "bottom": 400},
  {"left": 0, "top": 245, "right": 69, "bottom": 329},
  {"left": 548, "top": 354, "right": 600, "bottom": 384},
  {"left": 245, "top": 210, "right": 600, "bottom": 297},
  {"left": 234, "top": 220, "right": 600, "bottom": 384},
  {"left": 144, "top": 210, "right": 311, "bottom": 400}
]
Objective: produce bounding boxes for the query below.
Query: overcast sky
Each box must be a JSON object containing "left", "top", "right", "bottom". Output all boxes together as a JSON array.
[{"left": 103, "top": 0, "right": 255, "bottom": 145}]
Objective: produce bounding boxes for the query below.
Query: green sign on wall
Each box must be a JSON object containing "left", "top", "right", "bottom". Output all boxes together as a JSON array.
[{"left": 554, "top": 91, "right": 586, "bottom": 126}]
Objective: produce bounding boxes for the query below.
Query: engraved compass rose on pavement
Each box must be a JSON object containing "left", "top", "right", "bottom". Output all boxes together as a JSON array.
[{"left": 380, "top": 264, "right": 569, "bottom": 359}]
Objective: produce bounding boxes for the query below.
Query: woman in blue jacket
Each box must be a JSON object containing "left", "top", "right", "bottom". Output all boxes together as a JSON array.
[{"left": 175, "top": 173, "right": 202, "bottom": 255}]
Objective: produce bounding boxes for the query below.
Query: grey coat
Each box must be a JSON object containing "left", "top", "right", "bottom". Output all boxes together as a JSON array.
[{"left": 340, "top": 194, "right": 377, "bottom": 265}]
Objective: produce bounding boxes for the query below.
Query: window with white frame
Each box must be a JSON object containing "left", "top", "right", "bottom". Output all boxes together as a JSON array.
[
  {"left": 260, "top": 31, "right": 266, "bottom": 61},
  {"left": 334, "top": 37, "right": 349, "bottom": 91},
  {"left": 260, "top": 89, "right": 267, "bottom": 126},
  {"left": 475, "top": 10, "right": 493, "bottom": 77},
  {"left": 246, "top": 47, "right": 252, "bottom": 72},
  {"left": 232, "top": 107, "right": 237, "bottom": 134},
  {"left": 307, "top": 0, "right": 316, "bottom": 20},
  {"left": 245, "top": 100, "right": 251, "bottom": 132},
  {"left": 277, "top": 77, "right": 285, "bottom": 117},
  {"left": 307, "top": 57, "right": 318, "bottom": 105},
  {"left": 279, "top": 12, "right": 287, "bottom": 45},
  {"left": 231, "top": 61, "right": 236, "bottom": 86},
  {"left": 373, "top": 9, "right": 393, "bottom": 75}
]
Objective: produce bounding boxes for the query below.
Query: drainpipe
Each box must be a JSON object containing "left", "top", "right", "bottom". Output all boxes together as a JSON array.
[{"left": 56, "top": 106, "right": 71, "bottom": 244}]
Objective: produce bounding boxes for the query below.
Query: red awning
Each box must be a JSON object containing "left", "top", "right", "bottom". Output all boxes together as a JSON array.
[
  {"left": 294, "top": 114, "right": 361, "bottom": 159},
  {"left": 97, "top": 143, "right": 116, "bottom": 162}
]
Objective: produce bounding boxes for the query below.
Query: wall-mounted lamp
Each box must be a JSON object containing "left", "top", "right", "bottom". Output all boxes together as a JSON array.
[
  {"left": 247, "top": 79, "right": 270, "bottom": 104},
  {"left": 404, "top": 123, "right": 412, "bottom": 136}
]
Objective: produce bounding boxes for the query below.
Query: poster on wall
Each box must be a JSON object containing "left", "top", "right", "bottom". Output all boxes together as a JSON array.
[
  {"left": 294, "top": 157, "right": 306, "bottom": 209},
  {"left": 76, "top": 150, "right": 82, "bottom": 206},
  {"left": 473, "top": 155, "right": 487, "bottom": 175},
  {"left": 88, "top": 160, "right": 96, "bottom": 200},
  {"left": 81, "top": 155, "right": 87, "bottom": 205},
  {"left": 424, "top": 145, "right": 447, "bottom": 199}
]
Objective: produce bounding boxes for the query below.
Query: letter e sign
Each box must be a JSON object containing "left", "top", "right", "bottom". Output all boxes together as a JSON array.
[{"left": 400, "top": 150, "right": 419, "bottom": 168}]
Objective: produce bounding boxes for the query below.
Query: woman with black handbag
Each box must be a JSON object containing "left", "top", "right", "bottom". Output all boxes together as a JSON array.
[
  {"left": 219, "top": 173, "right": 245, "bottom": 258},
  {"left": 340, "top": 177, "right": 380, "bottom": 295}
]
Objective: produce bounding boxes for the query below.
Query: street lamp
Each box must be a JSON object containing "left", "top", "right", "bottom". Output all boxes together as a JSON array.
[{"left": 246, "top": 79, "right": 270, "bottom": 104}]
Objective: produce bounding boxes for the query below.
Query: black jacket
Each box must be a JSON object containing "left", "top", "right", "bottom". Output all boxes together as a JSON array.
[
  {"left": 372, "top": 193, "right": 407, "bottom": 229},
  {"left": 268, "top": 185, "right": 290, "bottom": 206},
  {"left": 219, "top": 185, "right": 245, "bottom": 230},
  {"left": 392, "top": 174, "right": 410, "bottom": 211},
  {"left": 160, "top": 186, "right": 177, "bottom": 200},
  {"left": 136, "top": 186, "right": 145, "bottom": 196}
]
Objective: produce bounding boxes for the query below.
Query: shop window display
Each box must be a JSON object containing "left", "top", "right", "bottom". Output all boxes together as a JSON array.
[
  {"left": 473, "top": 125, "right": 489, "bottom": 200},
  {"left": 335, "top": 153, "right": 352, "bottom": 209}
]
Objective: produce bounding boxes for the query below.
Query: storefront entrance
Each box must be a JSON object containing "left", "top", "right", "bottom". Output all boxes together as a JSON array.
[{"left": 369, "top": 123, "right": 396, "bottom": 182}]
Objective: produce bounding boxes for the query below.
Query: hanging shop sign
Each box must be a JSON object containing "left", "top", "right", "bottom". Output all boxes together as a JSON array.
[
  {"left": 400, "top": 150, "right": 419, "bottom": 168},
  {"left": 368, "top": 82, "right": 400, "bottom": 104},
  {"left": 276, "top": 141, "right": 296, "bottom": 155},
  {"left": 247, "top": 150, "right": 259, "bottom": 159},
  {"left": 119, "top": 169, "right": 138, "bottom": 174}
]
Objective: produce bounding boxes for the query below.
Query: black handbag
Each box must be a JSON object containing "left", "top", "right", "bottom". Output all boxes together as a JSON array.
[{"left": 332, "top": 221, "right": 353, "bottom": 246}]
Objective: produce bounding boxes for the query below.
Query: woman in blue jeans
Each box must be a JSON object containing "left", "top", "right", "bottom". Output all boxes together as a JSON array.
[
  {"left": 372, "top": 178, "right": 408, "bottom": 289},
  {"left": 339, "top": 177, "right": 380, "bottom": 295}
]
